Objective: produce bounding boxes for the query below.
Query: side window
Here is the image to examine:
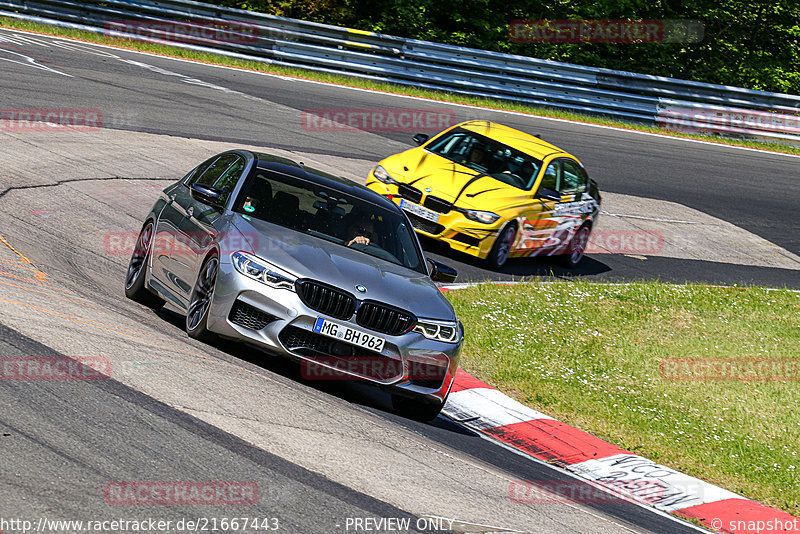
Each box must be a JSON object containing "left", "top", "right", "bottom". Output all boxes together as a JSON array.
[
  {"left": 539, "top": 161, "right": 561, "bottom": 192},
  {"left": 561, "top": 160, "right": 588, "bottom": 193},
  {"left": 192, "top": 154, "right": 238, "bottom": 187},
  {"left": 213, "top": 156, "right": 245, "bottom": 203},
  {"left": 185, "top": 156, "right": 218, "bottom": 185},
  {"left": 577, "top": 164, "right": 590, "bottom": 194}
]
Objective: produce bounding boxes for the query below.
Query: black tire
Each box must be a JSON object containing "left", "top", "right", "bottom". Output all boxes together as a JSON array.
[
  {"left": 124, "top": 221, "right": 165, "bottom": 308},
  {"left": 186, "top": 255, "right": 219, "bottom": 341},
  {"left": 391, "top": 394, "right": 444, "bottom": 422},
  {"left": 561, "top": 225, "right": 590, "bottom": 268},
  {"left": 488, "top": 223, "right": 516, "bottom": 269}
]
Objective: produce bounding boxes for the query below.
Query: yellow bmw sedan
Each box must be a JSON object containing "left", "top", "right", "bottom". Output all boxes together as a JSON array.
[{"left": 366, "top": 120, "right": 601, "bottom": 268}]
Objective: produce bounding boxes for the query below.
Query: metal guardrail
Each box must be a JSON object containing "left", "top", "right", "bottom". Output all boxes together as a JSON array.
[{"left": 2, "top": 0, "right": 799, "bottom": 144}]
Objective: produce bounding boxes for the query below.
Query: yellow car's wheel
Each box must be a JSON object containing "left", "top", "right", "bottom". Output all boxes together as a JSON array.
[
  {"left": 488, "top": 223, "right": 516, "bottom": 269},
  {"left": 561, "top": 225, "right": 590, "bottom": 268}
]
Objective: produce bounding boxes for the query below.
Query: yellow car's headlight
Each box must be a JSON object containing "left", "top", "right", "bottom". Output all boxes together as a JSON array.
[
  {"left": 372, "top": 165, "right": 398, "bottom": 185},
  {"left": 458, "top": 208, "right": 500, "bottom": 224}
]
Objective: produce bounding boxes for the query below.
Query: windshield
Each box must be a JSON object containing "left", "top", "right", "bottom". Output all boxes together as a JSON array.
[
  {"left": 426, "top": 127, "right": 543, "bottom": 190},
  {"left": 233, "top": 168, "right": 426, "bottom": 273}
]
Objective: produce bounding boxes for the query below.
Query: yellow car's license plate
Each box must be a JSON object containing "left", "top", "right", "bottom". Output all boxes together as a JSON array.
[
  {"left": 313, "top": 318, "right": 386, "bottom": 353},
  {"left": 400, "top": 198, "right": 440, "bottom": 223}
]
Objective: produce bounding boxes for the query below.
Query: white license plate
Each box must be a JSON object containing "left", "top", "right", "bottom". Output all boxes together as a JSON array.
[
  {"left": 313, "top": 318, "right": 386, "bottom": 353},
  {"left": 400, "top": 198, "right": 440, "bottom": 223}
]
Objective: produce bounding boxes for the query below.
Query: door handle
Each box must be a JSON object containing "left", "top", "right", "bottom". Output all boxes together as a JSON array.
[
  {"left": 167, "top": 194, "right": 176, "bottom": 205},
  {"left": 185, "top": 207, "right": 194, "bottom": 219}
]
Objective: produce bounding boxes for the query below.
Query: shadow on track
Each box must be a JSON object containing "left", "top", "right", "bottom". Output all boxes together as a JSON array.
[
  {"left": 417, "top": 236, "right": 612, "bottom": 282},
  {"left": 151, "top": 306, "right": 473, "bottom": 435}
]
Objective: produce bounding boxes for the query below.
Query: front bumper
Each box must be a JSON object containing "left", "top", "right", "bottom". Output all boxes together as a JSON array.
[
  {"left": 366, "top": 176, "right": 502, "bottom": 260},
  {"left": 205, "top": 259, "right": 462, "bottom": 405}
]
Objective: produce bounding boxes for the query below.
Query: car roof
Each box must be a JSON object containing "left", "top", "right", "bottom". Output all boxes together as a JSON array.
[
  {"left": 247, "top": 151, "right": 401, "bottom": 212},
  {"left": 456, "top": 120, "right": 573, "bottom": 161}
]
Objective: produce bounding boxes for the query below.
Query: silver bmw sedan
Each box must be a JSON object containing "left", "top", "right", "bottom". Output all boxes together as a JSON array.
[{"left": 125, "top": 150, "right": 462, "bottom": 421}]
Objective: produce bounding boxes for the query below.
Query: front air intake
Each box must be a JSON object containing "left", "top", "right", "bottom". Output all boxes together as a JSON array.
[{"left": 228, "top": 300, "right": 279, "bottom": 330}]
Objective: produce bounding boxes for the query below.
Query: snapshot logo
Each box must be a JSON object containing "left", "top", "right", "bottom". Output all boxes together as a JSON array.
[
  {"left": 104, "top": 231, "right": 258, "bottom": 256},
  {"left": 509, "top": 19, "right": 704, "bottom": 44},
  {"left": 301, "top": 108, "right": 457, "bottom": 133},
  {"left": 509, "top": 479, "right": 667, "bottom": 505},
  {"left": 658, "top": 106, "right": 800, "bottom": 137},
  {"left": 1, "top": 108, "right": 103, "bottom": 132},
  {"left": 718, "top": 517, "right": 800, "bottom": 533},
  {"left": 660, "top": 358, "right": 800, "bottom": 382},
  {"left": 1, "top": 356, "right": 111, "bottom": 380},
  {"left": 586, "top": 230, "right": 663, "bottom": 255},
  {"left": 104, "top": 481, "right": 258, "bottom": 506},
  {"left": 104, "top": 19, "right": 260, "bottom": 45},
  {"left": 301, "top": 357, "right": 446, "bottom": 382}
]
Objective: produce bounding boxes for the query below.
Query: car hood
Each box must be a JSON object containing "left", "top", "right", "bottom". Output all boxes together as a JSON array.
[
  {"left": 230, "top": 214, "right": 456, "bottom": 321},
  {"left": 380, "top": 150, "right": 533, "bottom": 211}
]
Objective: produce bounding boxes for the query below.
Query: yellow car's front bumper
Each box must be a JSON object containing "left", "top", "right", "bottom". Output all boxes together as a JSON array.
[{"left": 366, "top": 177, "right": 503, "bottom": 261}]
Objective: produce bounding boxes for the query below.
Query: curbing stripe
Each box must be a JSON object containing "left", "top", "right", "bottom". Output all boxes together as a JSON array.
[
  {"left": 444, "top": 369, "right": 799, "bottom": 532},
  {"left": 449, "top": 367, "right": 493, "bottom": 392},
  {"left": 677, "top": 499, "right": 800, "bottom": 534},
  {"left": 570, "top": 454, "right": 743, "bottom": 512},
  {"left": 444, "top": 388, "right": 553, "bottom": 430},
  {"left": 484, "top": 419, "right": 630, "bottom": 466}
]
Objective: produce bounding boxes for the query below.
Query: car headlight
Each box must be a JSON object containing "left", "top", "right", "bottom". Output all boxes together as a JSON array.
[
  {"left": 372, "top": 165, "right": 398, "bottom": 185},
  {"left": 231, "top": 251, "right": 295, "bottom": 291},
  {"left": 413, "top": 319, "right": 461, "bottom": 343},
  {"left": 460, "top": 209, "right": 501, "bottom": 224}
]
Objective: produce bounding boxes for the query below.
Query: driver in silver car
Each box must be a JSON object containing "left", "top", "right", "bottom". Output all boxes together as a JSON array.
[{"left": 345, "top": 212, "right": 376, "bottom": 247}]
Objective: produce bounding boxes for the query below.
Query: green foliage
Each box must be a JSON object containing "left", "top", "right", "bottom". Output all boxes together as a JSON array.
[{"left": 205, "top": 0, "right": 800, "bottom": 94}]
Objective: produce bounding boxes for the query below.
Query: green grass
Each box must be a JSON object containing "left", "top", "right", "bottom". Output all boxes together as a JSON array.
[
  {"left": 2, "top": 16, "right": 800, "bottom": 157},
  {"left": 445, "top": 281, "right": 800, "bottom": 514}
]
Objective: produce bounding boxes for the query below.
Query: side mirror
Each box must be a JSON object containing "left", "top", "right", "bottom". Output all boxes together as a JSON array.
[
  {"left": 412, "top": 133, "right": 429, "bottom": 146},
  {"left": 190, "top": 183, "right": 225, "bottom": 209},
  {"left": 427, "top": 258, "right": 458, "bottom": 283},
  {"left": 535, "top": 187, "right": 562, "bottom": 202}
]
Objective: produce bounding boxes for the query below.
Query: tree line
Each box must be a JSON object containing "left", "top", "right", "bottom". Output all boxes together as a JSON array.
[{"left": 211, "top": 0, "right": 800, "bottom": 95}]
